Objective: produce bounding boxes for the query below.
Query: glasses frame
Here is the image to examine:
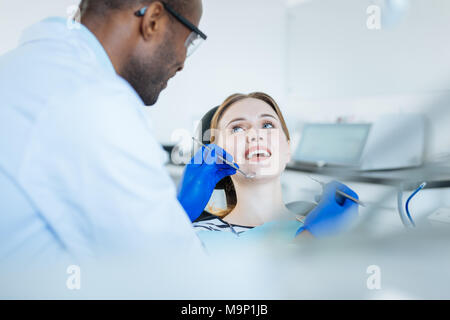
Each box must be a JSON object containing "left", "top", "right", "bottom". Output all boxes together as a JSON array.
[{"left": 134, "top": 1, "right": 207, "bottom": 41}]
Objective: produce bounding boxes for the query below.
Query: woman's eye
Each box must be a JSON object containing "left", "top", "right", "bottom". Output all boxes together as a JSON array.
[
  {"left": 262, "top": 122, "right": 274, "bottom": 129},
  {"left": 232, "top": 126, "right": 244, "bottom": 133}
]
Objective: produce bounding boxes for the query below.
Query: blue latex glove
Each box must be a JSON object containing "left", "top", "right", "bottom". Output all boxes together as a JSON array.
[
  {"left": 177, "top": 144, "right": 238, "bottom": 222},
  {"left": 296, "top": 181, "right": 359, "bottom": 238}
]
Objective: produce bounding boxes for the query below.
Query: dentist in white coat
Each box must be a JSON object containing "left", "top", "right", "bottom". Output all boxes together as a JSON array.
[{"left": 0, "top": 0, "right": 234, "bottom": 263}]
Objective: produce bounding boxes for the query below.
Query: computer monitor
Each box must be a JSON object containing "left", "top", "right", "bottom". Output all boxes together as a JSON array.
[{"left": 293, "top": 123, "right": 372, "bottom": 166}]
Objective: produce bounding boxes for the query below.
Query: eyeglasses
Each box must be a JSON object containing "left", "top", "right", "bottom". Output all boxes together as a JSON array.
[{"left": 135, "top": 1, "right": 207, "bottom": 57}]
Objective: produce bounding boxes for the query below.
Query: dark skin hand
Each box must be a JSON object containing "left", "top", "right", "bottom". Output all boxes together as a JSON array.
[{"left": 80, "top": 0, "right": 203, "bottom": 106}]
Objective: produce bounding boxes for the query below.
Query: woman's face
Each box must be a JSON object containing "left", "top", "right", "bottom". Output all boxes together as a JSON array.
[{"left": 214, "top": 98, "right": 291, "bottom": 182}]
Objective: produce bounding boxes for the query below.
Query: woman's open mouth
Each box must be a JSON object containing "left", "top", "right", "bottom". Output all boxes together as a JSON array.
[{"left": 245, "top": 146, "right": 272, "bottom": 163}]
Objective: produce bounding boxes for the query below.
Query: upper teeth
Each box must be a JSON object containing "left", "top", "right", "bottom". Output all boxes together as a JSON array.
[{"left": 247, "top": 150, "right": 271, "bottom": 159}]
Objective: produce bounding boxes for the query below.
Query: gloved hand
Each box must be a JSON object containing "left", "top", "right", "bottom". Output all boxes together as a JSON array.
[
  {"left": 296, "top": 181, "right": 359, "bottom": 238},
  {"left": 177, "top": 144, "right": 238, "bottom": 222}
]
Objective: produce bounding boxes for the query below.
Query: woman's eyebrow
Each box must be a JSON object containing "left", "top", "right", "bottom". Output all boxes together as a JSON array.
[
  {"left": 226, "top": 118, "right": 247, "bottom": 127},
  {"left": 260, "top": 114, "right": 278, "bottom": 120},
  {"left": 226, "top": 114, "right": 278, "bottom": 127}
]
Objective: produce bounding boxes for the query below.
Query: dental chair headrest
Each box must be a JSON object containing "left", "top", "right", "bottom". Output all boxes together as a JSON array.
[
  {"left": 196, "top": 106, "right": 219, "bottom": 145},
  {"left": 195, "top": 105, "right": 230, "bottom": 190}
]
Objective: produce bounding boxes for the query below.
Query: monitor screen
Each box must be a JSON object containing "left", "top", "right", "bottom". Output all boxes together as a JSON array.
[{"left": 293, "top": 123, "right": 371, "bottom": 166}]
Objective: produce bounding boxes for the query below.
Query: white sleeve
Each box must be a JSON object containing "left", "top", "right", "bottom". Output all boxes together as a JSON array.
[{"left": 19, "top": 81, "right": 205, "bottom": 259}]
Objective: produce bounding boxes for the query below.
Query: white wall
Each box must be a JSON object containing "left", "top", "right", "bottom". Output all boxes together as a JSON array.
[
  {"left": 148, "top": 0, "right": 288, "bottom": 145},
  {"left": 284, "top": 0, "right": 450, "bottom": 159},
  {"left": 286, "top": 0, "right": 450, "bottom": 99},
  {"left": 0, "top": 0, "right": 80, "bottom": 54}
]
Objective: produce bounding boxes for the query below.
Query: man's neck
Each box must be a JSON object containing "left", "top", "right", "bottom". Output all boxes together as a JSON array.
[{"left": 81, "top": 14, "right": 134, "bottom": 75}]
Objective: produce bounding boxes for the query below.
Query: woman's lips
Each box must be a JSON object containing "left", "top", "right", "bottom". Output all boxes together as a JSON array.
[{"left": 245, "top": 146, "right": 272, "bottom": 162}]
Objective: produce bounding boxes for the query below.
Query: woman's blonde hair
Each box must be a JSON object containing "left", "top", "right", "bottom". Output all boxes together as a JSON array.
[{"left": 206, "top": 92, "right": 291, "bottom": 218}]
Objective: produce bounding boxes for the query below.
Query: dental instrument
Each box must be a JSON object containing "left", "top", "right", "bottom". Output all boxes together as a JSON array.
[
  {"left": 309, "top": 176, "right": 367, "bottom": 207},
  {"left": 192, "top": 137, "right": 256, "bottom": 179},
  {"left": 405, "top": 182, "right": 427, "bottom": 227},
  {"left": 296, "top": 216, "right": 306, "bottom": 224}
]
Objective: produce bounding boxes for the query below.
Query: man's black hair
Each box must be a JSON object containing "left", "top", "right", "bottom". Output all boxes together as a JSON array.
[{"left": 80, "top": 0, "right": 190, "bottom": 17}]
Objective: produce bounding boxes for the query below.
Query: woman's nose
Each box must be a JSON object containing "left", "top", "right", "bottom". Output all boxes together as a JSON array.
[{"left": 246, "top": 129, "right": 264, "bottom": 143}]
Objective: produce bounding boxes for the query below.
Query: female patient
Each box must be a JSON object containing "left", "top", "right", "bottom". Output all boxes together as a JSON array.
[{"left": 192, "top": 92, "right": 302, "bottom": 235}]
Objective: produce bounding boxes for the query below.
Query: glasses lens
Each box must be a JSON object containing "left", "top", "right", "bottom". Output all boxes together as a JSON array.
[{"left": 185, "top": 31, "right": 204, "bottom": 57}]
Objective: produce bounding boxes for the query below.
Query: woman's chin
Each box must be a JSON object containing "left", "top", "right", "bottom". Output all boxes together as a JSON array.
[
  {"left": 234, "top": 154, "right": 286, "bottom": 181},
  {"left": 237, "top": 164, "right": 283, "bottom": 180}
]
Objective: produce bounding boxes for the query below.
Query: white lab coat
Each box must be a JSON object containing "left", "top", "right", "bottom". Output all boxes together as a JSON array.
[{"left": 0, "top": 17, "right": 204, "bottom": 263}]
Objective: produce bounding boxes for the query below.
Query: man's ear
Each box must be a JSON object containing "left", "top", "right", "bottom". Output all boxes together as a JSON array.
[{"left": 140, "top": 2, "right": 167, "bottom": 41}]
